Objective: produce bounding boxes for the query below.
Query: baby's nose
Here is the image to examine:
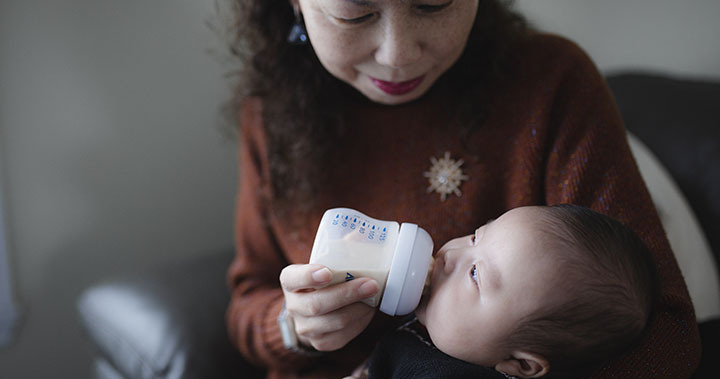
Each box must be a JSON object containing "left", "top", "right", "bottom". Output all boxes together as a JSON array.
[{"left": 438, "top": 250, "right": 456, "bottom": 274}]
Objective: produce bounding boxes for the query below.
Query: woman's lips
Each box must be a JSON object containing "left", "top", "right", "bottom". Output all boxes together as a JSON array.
[{"left": 370, "top": 76, "right": 425, "bottom": 95}]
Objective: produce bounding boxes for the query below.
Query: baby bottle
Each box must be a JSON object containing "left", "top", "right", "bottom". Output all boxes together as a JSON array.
[{"left": 309, "top": 208, "right": 434, "bottom": 316}]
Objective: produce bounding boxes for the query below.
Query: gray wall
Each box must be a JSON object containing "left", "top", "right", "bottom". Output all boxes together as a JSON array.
[
  {"left": 0, "top": 0, "right": 236, "bottom": 377},
  {"left": 0, "top": 0, "right": 719, "bottom": 378},
  {"left": 515, "top": 0, "right": 720, "bottom": 79}
]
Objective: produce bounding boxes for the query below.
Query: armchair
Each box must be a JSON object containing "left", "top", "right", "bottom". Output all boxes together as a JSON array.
[{"left": 77, "top": 72, "right": 720, "bottom": 378}]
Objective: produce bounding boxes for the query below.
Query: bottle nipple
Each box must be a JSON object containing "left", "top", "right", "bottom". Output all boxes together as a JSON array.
[{"left": 422, "top": 256, "right": 435, "bottom": 297}]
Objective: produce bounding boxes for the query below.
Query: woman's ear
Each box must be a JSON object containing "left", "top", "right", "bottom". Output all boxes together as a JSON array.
[{"left": 495, "top": 351, "right": 550, "bottom": 378}]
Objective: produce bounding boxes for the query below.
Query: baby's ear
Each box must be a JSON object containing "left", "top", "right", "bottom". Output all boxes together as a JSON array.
[{"left": 495, "top": 351, "right": 549, "bottom": 378}]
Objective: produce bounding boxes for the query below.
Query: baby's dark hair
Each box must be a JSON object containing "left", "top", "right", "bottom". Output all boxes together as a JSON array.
[{"left": 503, "top": 204, "right": 659, "bottom": 378}]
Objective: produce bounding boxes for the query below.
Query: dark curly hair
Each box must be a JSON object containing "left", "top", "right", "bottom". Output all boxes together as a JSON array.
[{"left": 228, "top": 0, "right": 528, "bottom": 210}]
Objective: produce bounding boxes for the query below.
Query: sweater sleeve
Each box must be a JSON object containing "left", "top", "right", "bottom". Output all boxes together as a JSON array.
[
  {"left": 543, "top": 46, "right": 701, "bottom": 377},
  {"left": 225, "top": 99, "right": 319, "bottom": 371}
]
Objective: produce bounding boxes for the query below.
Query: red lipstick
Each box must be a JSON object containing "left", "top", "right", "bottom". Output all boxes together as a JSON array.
[{"left": 370, "top": 76, "right": 424, "bottom": 95}]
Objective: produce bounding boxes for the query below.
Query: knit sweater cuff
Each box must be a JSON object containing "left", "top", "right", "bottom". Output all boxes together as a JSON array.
[{"left": 261, "top": 295, "right": 321, "bottom": 369}]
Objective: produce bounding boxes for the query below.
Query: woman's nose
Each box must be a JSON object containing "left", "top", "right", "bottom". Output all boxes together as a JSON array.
[{"left": 374, "top": 19, "right": 422, "bottom": 69}]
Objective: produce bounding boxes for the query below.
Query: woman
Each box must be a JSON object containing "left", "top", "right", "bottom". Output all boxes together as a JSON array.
[{"left": 226, "top": 0, "right": 701, "bottom": 378}]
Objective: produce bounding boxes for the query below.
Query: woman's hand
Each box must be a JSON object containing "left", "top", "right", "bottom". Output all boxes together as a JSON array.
[{"left": 280, "top": 264, "right": 379, "bottom": 352}]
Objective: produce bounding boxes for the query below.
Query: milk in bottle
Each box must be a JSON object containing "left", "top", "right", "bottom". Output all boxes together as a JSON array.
[{"left": 309, "top": 208, "right": 434, "bottom": 316}]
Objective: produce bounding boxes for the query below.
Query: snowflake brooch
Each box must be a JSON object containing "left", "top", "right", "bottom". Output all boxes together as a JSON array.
[{"left": 423, "top": 152, "right": 469, "bottom": 201}]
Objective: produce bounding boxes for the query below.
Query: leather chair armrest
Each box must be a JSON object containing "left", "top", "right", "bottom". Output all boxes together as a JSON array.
[
  {"left": 607, "top": 72, "right": 720, "bottom": 262},
  {"left": 607, "top": 72, "right": 720, "bottom": 378},
  {"left": 77, "top": 250, "right": 264, "bottom": 379}
]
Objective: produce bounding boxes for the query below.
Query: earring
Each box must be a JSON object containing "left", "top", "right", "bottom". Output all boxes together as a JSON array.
[{"left": 287, "top": 5, "right": 309, "bottom": 45}]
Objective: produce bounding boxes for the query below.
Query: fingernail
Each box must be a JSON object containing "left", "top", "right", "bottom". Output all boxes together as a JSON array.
[
  {"left": 359, "top": 280, "right": 378, "bottom": 297},
  {"left": 312, "top": 267, "right": 332, "bottom": 283}
]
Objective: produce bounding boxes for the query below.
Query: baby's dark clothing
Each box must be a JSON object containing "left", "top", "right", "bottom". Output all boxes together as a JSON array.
[{"left": 366, "top": 316, "right": 506, "bottom": 379}]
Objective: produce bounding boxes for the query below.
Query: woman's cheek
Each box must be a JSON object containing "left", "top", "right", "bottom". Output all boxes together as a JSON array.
[
  {"left": 427, "top": 9, "right": 476, "bottom": 57},
  {"left": 319, "top": 39, "right": 361, "bottom": 67},
  {"left": 307, "top": 27, "right": 363, "bottom": 70}
]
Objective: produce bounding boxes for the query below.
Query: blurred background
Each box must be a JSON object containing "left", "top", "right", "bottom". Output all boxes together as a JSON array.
[
  {"left": 0, "top": 0, "right": 237, "bottom": 377},
  {"left": 0, "top": 0, "right": 718, "bottom": 378}
]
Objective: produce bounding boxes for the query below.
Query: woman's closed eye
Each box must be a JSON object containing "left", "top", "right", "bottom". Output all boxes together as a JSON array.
[
  {"left": 334, "top": 13, "right": 375, "bottom": 25},
  {"left": 333, "top": 1, "right": 454, "bottom": 24},
  {"left": 416, "top": 1, "right": 454, "bottom": 14}
]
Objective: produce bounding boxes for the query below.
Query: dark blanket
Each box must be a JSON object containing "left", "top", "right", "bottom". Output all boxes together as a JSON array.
[{"left": 366, "top": 316, "right": 507, "bottom": 379}]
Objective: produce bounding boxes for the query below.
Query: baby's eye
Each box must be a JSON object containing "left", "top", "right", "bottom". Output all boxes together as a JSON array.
[
  {"left": 470, "top": 265, "right": 478, "bottom": 285},
  {"left": 471, "top": 229, "right": 481, "bottom": 245}
]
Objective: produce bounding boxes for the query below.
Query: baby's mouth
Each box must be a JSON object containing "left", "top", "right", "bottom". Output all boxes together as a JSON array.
[{"left": 423, "top": 256, "right": 435, "bottom": 296}]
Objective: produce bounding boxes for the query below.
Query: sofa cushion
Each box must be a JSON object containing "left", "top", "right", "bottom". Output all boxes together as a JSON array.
[
  {"left": 94, "top": 357, "right": 129, "bottom": 379},
  {"left": 77, "top": 250, "right": 263, "bottom": 379},
  {"left": 607, "top": 73, "right": 720, "bottom": 266},
  {"left": 628, "top": 132, "right": 720, "bottom": 321}
]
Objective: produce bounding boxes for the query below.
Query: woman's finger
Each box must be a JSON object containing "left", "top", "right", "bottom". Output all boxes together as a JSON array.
[
  {"left": 279, "top": 263, "right": 333, "bottom": 292},
  {"left": 287, "top": 277, "right": 379, "bottom": 317},
  {"left": 304, "top": 305, "right": 376, "bottom": 352},
  {"left": 293, "top": 302, "right": 373, "bottom": 339}
]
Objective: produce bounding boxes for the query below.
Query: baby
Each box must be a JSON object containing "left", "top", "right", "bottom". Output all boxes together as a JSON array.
[{"left": 363, "top": 204, "right": 658, "bottom": 379}]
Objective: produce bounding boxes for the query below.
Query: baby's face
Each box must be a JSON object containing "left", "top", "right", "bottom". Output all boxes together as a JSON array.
[{"left": 416, "top": 207, "right": 561, "bottom": 366}]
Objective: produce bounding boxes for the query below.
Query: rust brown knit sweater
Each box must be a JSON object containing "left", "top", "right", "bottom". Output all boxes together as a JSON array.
[{"left": 227, "top": 34, "right": 701, "bottom": 378}]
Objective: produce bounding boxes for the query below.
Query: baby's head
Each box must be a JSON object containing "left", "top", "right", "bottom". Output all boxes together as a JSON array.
[{"left": 416, "top": 204, "right": 658, "bottom": 378}]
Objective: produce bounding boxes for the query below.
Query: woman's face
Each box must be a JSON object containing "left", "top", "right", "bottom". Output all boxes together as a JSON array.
[{"left": 295, "top": 0, "right": 479, "bottom": 105}]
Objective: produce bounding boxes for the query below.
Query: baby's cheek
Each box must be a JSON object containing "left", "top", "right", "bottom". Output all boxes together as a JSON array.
[
  {"left": 427, "top": 320, "right": 476, "bottom": 363},
  {"left": 423, "top": 289, "right": 464, "bottom": 344}
]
